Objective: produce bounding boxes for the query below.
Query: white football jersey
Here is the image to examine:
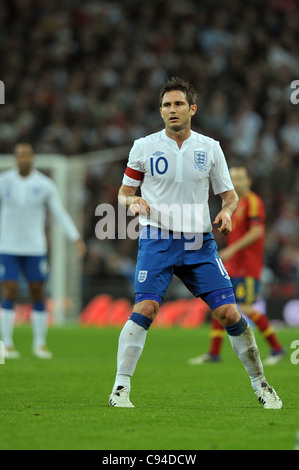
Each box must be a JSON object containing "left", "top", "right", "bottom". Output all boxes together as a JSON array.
[
  {"left": 0, "top": 169, "right": 80, "bottom": 255},
  {"left": 122, "top": 129, "right": 233, "bottom": 232}
]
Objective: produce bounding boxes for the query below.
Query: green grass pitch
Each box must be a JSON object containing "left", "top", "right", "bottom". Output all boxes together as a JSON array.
[{"left": 0, "top": 323, "right": 298, "bottom": 450}]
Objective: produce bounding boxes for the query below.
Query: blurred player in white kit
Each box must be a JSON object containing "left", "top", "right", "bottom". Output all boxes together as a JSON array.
[{"left": 0, "top": 143, "right": 86, "bottom": 359}]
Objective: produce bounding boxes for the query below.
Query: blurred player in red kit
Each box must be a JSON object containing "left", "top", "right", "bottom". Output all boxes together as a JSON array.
[{"left": 189, "top": 166, "right": 285, "bottom": 366}]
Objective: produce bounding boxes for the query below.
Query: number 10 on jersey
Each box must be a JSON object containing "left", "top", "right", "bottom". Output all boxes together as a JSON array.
[{"left": 150, "top": 156, "right": 168, "bottom": 176}]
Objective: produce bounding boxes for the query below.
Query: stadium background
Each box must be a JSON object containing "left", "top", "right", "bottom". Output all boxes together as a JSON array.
[{"left": 1, "top": 0, "right": 299, "bottom": 326}]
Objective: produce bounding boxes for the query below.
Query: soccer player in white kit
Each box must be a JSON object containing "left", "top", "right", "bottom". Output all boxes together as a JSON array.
[
  {"left": 0, "top": 143, "right": 86, "bottom": 359},
  {"left": 108, "top": 78, "right": 282, "bottom": 409}
]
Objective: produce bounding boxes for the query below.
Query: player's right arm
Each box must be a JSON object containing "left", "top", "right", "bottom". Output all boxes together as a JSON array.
[
  {"left": 118, "top": 184, "right": 150, "bottom": 216},
  {"left": 120, "top": 140, "right": 150, "bottom": 216}
]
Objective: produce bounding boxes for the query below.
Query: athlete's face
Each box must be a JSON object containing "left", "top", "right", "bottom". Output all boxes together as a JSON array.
[
  {"left": 230, "top": 167, "right": 251, "bottom": 197},
  {"left": 14, "top": 144, "right": 34, "bottom": 175},
  {"left": 160, "top": 90, "right": 197, "bottom": 133}
]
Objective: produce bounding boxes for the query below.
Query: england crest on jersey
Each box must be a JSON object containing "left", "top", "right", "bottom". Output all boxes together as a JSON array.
[
  {"left": 138, "top": 270, "right": 148, "bottom": 283},
  {"left": 194, "top": 151, "right": 208, "bottom": 171}
]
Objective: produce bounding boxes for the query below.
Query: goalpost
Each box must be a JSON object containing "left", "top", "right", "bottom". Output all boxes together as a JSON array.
[{"left": 0, "top": 146, "right": 130, "bottom": 324}]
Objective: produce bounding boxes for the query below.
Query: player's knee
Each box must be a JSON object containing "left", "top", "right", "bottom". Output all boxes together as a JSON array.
[
  {"left": 28, "top": 282, "right": 45, "bottom": 301},
  {"left": 214, "top": 304, "right": 241, "bottom": 327},
  {"left": 2, "top": 281, "right": 18, "bottom": 301},
  {"left": 134, "top": 299, "right": 159, "bottom": 320}
]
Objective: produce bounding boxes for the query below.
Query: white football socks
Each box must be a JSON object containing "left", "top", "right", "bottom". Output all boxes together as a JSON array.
[
  {"left": 228, "top": 324, "right": 267, "bottom": 392},
  {"left": 112, "top": 319, "right": 147, "bottom": 392},
  {"left": 32, "top": 310, "right": 49, "bottom": 349},
  {"left": 1, "top": 308, "right": 49, "bottom": 350},
  {"left": 112, "top": 315, "right": 267, "bottom": 395},
  {"left": 0, "top": 308, "right": 16, "bottom": 347}
]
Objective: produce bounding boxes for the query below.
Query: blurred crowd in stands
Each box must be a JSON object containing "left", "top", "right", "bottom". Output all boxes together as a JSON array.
[{"left": 1, "top": 0, "right": 299, "bottom": 296}]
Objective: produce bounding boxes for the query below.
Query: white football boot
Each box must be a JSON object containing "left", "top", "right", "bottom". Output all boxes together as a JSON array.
[
  {"left": 109, "top": 386, "right": 135, "bottom": 408},
  {"left": 255, "top": 383, "right": 282, "bottom": 409},
  {"left": 263, "top": 349, "right": 286, "bottom": 366},
  {"left": 188, "top": 353, "right": 221, "bottom": 364},
  {"left": 33, "top": 345, "right": 53, "bottom": 359},
  {"left": 4, "top": 346, "right": 21, "bottom": 359}
]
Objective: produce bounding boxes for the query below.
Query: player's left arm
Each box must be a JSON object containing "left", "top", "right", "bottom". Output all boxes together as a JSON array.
[
  {"left": 210, "top": 142, "right": 238, "bottom": 235},
  {"left": 213, "top": 189, "right": 239, "bottom": 235},
  {"left": 47, "top": 183, "right": 86, "bottom": 259}
]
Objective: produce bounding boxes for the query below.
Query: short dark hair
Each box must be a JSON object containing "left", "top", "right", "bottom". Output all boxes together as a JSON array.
[
  {"left": 159, "top": 77, "right": 197, "bottom": 108},
  {"left": 14, "top": 142, "right": 34, "bottom": 155}
]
